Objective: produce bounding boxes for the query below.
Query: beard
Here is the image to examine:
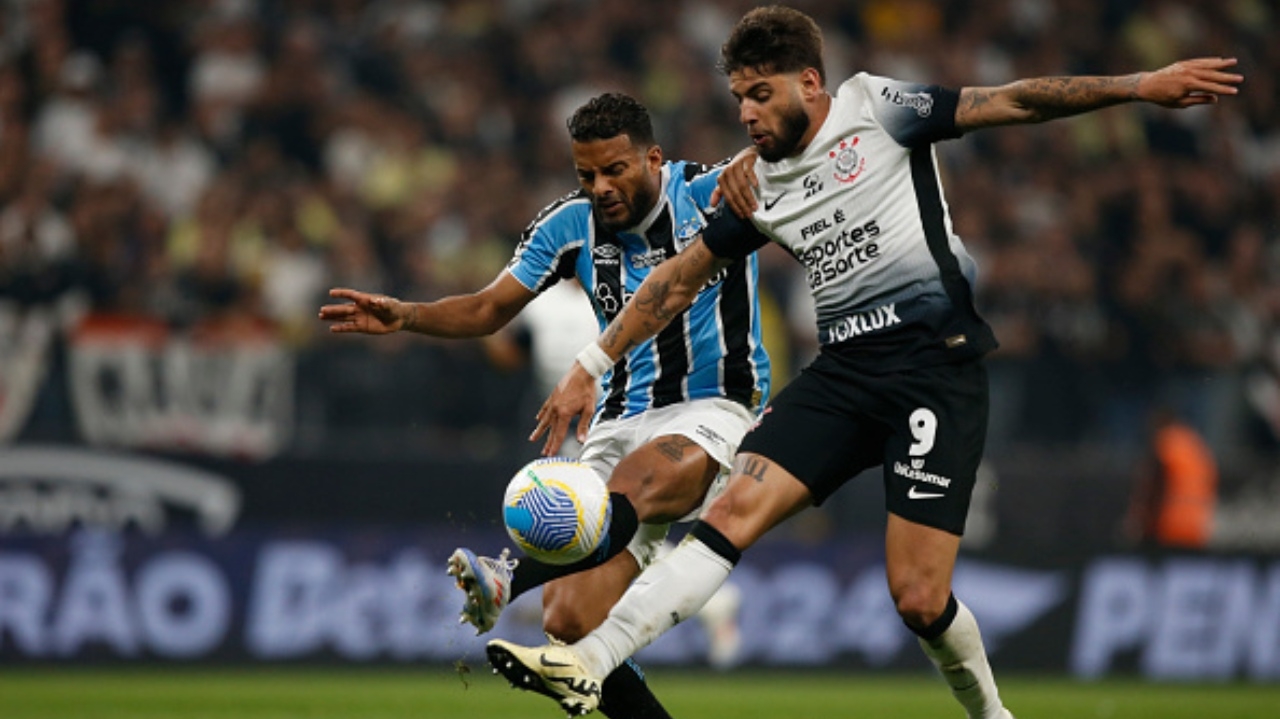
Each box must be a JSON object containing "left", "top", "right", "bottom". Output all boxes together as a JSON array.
[
  {"left": 595, "top": 181, "right": 657, "bottom": 232},
  {"left": 757, "top": 102, "right": 811, "bottom": 162}
]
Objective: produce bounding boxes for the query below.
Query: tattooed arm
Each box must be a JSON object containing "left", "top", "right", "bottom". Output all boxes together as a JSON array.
[
  {"left": 600, "top": 240, "right": 729, "bottom": 358},
  {"left": 531, "top": 239, "right": 732, "bottom": 455},
  {"left": 955, "top": 57, "right": 1242, "bottom": 131}
]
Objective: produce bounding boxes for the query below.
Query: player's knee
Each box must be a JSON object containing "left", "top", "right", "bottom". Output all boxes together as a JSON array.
[
  {"left": 892, "top": 582, "right": 950, "bottom": 630},
  {"left": 608, "top": 466, "right": 694, "bottom": 523},
  {"left": 604, "top": 466, "right": 657, "bottom": 514},
  {"left": 541, "top": 603, "right": 595, "bottom": 643}
]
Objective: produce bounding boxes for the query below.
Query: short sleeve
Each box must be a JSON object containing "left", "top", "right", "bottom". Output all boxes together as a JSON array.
[
  {"left": 506, "top": 193, "right": 587, "bottom": 293},
  {"left": 857, "top": 74, "right": 962, "bottom": 147},
  {"left": 682, "top": 161, "right": 724, "bottom": 211}
]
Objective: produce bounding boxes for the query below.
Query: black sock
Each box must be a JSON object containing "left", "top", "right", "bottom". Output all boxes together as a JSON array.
[
  {"left": 600, "top": 658, "right": 673, "bottom": 719},
  {"left": 907, "top": 592, "right": 958, "bottom": 640},
  {"left": 509, "top": 493, "right": 639, "bottom": 600},
  {"left": 689, "top": 520, "right": 741, "bottom": 565}
]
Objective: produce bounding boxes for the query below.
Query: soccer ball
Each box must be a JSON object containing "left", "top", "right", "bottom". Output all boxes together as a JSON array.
[{"left": 502, "top": 457, "right": 611, "bottom": 565}]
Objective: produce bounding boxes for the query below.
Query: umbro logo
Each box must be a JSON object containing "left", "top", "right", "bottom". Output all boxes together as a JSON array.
[
  {"left": 907, "top": 485, "right": 944, "bottom": 500},
  {"left": 763, "top": 192, "right": 788, "bottom": 211}
]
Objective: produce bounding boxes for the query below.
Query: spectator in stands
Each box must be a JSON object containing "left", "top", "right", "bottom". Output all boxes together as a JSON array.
[{"left": 1125, "top": 407, "right": 1219, "bottom": 549}]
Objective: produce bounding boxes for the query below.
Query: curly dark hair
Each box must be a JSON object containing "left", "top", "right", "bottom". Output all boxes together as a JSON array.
[
  {"left": 718, "top": 5, "right": 825, "bottom": 83},
  {"left": 567, "top": 93, "right": 656, "bottom": 146}
]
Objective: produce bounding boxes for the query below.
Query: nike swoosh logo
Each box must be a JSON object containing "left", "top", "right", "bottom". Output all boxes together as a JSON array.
[
  {"left": 763, "top": 192, "right": 788, "bottom": 211},
  {"left": 540, "top": 654, "right": 571, "bottom": 668},
  {"left": 908, "top": 486, "right": 944, "bottom": 500}
]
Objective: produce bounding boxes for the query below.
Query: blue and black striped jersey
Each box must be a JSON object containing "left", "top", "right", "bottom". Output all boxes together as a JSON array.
[{"left": 506, "top": 161, "right": 771, "bottom": 423}]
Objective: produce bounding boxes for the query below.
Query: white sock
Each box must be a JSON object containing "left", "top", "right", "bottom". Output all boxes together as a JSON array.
[
  {"left": 917, "top": 599, "right": 1008, "bottom": 719},
  {"left": 698, "top": 580, "right": 743, "bottom": 669},
  {"left": 575, "top": 538, "right": 733, "bottom": 677}
]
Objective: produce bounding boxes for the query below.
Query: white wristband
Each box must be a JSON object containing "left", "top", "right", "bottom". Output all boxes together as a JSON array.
[{"left": 575, "top": 342, "right": 614, "bottom": 379}]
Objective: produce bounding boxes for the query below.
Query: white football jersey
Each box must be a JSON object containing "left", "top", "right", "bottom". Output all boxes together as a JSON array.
[{"left": 711, "top": 72, "right": 997, "bottom": 371}]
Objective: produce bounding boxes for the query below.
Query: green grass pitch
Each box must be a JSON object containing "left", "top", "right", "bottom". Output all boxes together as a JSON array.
[{"left": 1, "top": 667, "right": 1277, "bottom": 719}]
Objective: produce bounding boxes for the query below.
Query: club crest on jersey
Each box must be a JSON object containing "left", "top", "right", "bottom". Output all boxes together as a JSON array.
[
  {"left": 829, "top": 137, "right": 866, "bottom": 184},
  {"left": 676, "top": 218, "right": 702, "bottom": 241}
]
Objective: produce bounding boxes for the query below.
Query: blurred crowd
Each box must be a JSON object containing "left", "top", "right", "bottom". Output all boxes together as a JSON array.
[{"left": 0, "top": 0, "right": 1278, "bottom": 457}]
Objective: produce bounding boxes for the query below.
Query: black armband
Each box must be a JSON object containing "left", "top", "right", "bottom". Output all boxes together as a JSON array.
[{"left": 702, "top": 208, "right": 771, "bottom": 261}]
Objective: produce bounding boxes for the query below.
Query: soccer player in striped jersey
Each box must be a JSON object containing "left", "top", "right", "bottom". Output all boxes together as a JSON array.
[
  {"left": 483, "top": 6, "right": 1242, "bottom": 718},
  {"left": 320, "top": 92, "right": 769, "bottom": 719}
]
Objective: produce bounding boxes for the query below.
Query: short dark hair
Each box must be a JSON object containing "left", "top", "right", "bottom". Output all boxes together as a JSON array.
[
  {"left": 567, "top": 93, "right": 655, "bottom": 146},
  {"left": 718, "top": 5, "right": 825, "bottom": 83}
]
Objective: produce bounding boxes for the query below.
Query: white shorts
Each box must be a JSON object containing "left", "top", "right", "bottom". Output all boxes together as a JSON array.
[{"left": 578, "top": 397, "right": 755, "bottom": 569}]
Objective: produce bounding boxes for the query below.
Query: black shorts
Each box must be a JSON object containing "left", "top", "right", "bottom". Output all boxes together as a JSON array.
[{"left": 738, "top": 350, "right": 988, "bottom": 536}]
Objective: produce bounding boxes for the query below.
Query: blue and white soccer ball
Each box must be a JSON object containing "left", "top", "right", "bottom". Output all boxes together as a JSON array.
[{"left": 502, "top": 457, "right": 611, "bottom": 565}]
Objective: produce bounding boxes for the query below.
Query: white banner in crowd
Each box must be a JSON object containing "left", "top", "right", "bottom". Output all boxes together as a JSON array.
[
  {"left": 0, "top": 308, "right": 54, "bottom": 443},
  {"left": 66, "top": 315, "right": 294, "bottom": 459}
]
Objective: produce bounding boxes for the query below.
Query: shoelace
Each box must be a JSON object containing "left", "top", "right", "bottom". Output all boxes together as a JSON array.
[{"left": 484, "top": 548, "right": 518, "bottom": 576}]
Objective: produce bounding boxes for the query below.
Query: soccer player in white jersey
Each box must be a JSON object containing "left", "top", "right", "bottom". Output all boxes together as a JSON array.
[
  {"left": 484, "top": 6, "right": 1243, "bottom": 718},
  {"left": 319, "top": 92, "right": 770, "bottom": 719}
]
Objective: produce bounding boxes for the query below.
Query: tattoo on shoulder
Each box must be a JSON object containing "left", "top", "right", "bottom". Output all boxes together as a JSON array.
[{"left": 738, "top": 456, "right": 769, "bottom": 483}]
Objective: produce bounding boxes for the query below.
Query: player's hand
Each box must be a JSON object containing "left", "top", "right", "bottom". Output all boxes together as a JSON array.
[
  {"left": 712, "top": 147, "right": 759, "bottom": 219},
  {"left": 531, "top": 363, "right": 598, "bottom": 456},
  {"left": 1139, "top": 57, "right": 1242, "bottom": 108},
  {"left": 319, "top": 288, "right": 410, "bottom": 334}
]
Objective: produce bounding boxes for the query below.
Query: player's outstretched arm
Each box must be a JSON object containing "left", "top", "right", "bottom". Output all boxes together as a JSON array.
[
  {"left": 319, "top": 273, "right": 535, "bottom": 338},
  {"left": 532, "top": 239, "right": 729, "bottom": 455},
  {"left": 319, "top": 288, "right": 411, "bottom": 334},
  {"left": 955, "top": 57, "right": 1243, "bottom": 131}
]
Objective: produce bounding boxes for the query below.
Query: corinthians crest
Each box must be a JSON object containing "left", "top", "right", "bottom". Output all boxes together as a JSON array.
[{"left": 829, "top": 136, "right": 866, "bottom": 183}]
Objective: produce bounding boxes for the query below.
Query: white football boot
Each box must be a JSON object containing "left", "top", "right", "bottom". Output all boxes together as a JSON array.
[
  {"left": 487, "top": 639, "right": 603, "bottom": 716},
  {"left": 446, "top": 548, "right": 516, "bottom": 634}
]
